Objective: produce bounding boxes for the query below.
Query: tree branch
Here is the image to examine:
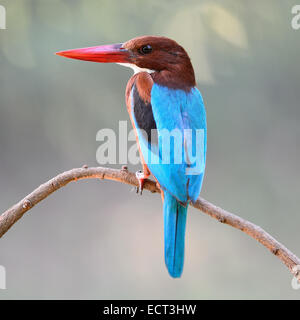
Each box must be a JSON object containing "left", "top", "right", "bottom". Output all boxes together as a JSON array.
[{"left": 0, "top": 166, "right": 299, "bottom": 281}]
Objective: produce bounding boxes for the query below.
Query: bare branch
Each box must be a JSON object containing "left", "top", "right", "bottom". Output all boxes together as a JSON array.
[{"left": 0, "top": 166, "right": 299, "bottom": 281}]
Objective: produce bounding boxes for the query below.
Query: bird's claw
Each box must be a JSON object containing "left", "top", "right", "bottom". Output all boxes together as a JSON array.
[{"left": 136, "top": 170, "right": 146, "bottom": 195}]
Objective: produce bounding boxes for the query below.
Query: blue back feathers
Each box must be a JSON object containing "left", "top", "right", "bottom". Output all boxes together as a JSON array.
[{"left": 132, "top": 84, "right": 207, "bottom": 204}]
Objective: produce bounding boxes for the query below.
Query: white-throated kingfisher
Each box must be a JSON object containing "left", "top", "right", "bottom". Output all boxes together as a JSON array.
[{"left": 56, "top": 36, "right": 207, "bottom": 278}]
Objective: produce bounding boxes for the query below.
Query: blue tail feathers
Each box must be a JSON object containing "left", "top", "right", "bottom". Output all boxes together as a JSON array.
[{"left": 163, "top": 191, "right": 188, "bottom": 278}]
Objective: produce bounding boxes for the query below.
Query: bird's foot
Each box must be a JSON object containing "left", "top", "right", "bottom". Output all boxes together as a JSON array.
[{"left": 135, "top": 170, "right": 147, "bottom": 195}]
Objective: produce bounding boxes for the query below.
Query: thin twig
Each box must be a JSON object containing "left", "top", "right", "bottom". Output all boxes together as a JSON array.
[{"left": 0, "top": 166, "right": 299, "bottom": 281}]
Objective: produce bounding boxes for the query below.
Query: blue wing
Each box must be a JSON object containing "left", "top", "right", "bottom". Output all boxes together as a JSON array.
[{"left": 131, "top": 83, "right": 207, "bottom": 204}]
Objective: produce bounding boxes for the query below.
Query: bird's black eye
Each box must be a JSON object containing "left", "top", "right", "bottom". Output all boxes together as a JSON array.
[{"left": 139, "top": 45, "right": 152, "bottom": 55}]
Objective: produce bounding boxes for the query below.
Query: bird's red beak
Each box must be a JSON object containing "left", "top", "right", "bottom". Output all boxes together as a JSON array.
[{"left": 55, "top": 43, "right": 131, "bottom": 63}]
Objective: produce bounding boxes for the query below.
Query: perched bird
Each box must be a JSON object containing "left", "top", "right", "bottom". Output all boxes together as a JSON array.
[{"left": 56, "top": 36, "right": 207, "bottom": 278}]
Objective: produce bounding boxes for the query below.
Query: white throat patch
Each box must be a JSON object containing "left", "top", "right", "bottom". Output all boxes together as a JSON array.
[{"left": 117, "top": 63, "right": 155, "bottom": 75}]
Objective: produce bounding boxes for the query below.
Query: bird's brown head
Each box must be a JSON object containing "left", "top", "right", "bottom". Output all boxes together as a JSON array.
[{"left": 56, "top": 35, "right": 196, "bottom": 89}]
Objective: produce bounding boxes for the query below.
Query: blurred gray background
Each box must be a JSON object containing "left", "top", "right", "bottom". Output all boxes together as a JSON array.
[{"left": 0, "top": 0, "right": 300, "bottom": 299}]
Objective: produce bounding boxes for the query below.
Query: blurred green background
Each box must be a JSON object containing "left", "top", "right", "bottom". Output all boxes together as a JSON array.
[{"left": 0, "top": 0, "right": 300, "bottom": 299}]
